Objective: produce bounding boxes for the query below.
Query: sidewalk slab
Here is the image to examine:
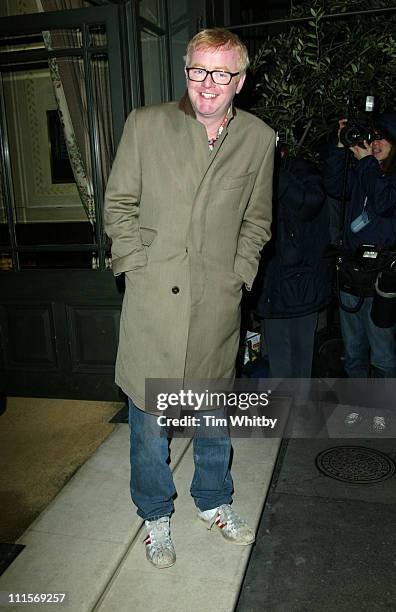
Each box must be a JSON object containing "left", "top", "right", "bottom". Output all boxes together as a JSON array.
[
  {"left": 95, "top": 438, "right": 281, "bottom": 612},
  {"left": 0, "top": 426, "right": 191, "bottom": 611},
  {"left": 0, "top": 426, "right": 280, "bottom": 612}
]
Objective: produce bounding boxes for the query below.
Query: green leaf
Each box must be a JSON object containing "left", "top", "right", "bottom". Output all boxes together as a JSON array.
[{"left": 250, "top": 1, "right": 396, "bottom": 161}]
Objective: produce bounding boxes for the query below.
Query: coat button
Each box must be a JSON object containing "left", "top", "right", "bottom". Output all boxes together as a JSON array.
[{"left": 172, "top": 286, "right": 180, "bottom": 294}]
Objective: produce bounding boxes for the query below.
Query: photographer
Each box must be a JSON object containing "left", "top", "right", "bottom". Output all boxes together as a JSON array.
[
  {"left": 255, "top": 148, "right": 332, "bottom": 379},
  {"left": 323, "top": 111, "right": 396, "bottom": 429}
]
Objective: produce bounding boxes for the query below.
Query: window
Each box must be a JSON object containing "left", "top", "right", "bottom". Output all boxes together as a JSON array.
[{"left": 0, "top": 13, "right": 119, "bottom": 271}]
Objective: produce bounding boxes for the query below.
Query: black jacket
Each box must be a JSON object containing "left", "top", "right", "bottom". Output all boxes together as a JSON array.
[
  {"left": 255, "top": 156, "right": 332, "bottom": 318},
  {"left": 323, "top": 146, "right": 396, "bottom": 252}
]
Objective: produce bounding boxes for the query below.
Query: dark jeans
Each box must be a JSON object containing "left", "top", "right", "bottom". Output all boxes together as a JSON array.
[
  {"left": 262, "top": 312, "right": 318, "bottom": 378},
  {"left": 128, "top": 399, "right": 233, "bottom": 520}
]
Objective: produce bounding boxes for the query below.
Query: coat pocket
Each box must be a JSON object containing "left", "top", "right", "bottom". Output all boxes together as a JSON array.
[
  {"left": 280, "top": 267, "right": 318, "bottom": 308},
  {"left": 139, "top": 226, "right": 157, "bottom": 246},
  {"left": 222, "top": 172, "right": 255, "bottom": 190}
]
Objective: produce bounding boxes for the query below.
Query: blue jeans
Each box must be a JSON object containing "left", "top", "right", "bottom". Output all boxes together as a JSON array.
[
  {"left": 339, "top": 292, "right": 396, "bottom": 377},
  {"left": 128, "top": 399, "right": 233, "bottom": 520}
]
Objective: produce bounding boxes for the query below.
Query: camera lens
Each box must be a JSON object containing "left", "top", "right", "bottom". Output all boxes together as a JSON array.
[{"left": 339, "top": 120, "right": 370, "bottom": 147}]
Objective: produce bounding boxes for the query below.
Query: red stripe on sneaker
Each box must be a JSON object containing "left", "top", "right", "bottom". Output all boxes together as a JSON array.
[
  {"left": 215, "top": 516, "right": 227, "bottom": 529},
  {"left": 144, "top": 536, "right": 151, "bottom": 545}
]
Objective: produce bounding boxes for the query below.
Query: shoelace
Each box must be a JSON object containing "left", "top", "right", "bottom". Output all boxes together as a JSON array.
[
  {"left": 217, "top": 505, "right": 247, "bottom": 533},
  {"left": 373, "top": 416, "right": 386, "bottom": 429},
  {"left": 145, "top": 518, "right": 172, "bottom": 547},
  {"left": 345, "top": 412, "right": 360, "bottom": 422}
]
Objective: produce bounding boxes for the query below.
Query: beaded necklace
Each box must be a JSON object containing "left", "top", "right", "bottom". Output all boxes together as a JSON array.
[{"left": 208, "top": 107, "right": 232, "bottom": 151}]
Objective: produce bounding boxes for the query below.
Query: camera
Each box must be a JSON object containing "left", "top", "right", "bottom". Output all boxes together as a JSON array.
[
  {"left": 339, "top": 119, "right": 376, "bottom": 147},
  {"left": 339, "top": 95, "right": 378, "bottom": 147}
]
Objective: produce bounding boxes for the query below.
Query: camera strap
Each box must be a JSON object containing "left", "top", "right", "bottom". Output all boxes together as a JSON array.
[{"left": 350, "top": 196, "right": 370, "bottom": 233}]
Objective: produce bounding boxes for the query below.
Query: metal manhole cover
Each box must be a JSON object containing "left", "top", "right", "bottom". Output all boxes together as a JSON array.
[{"left": 315, "top": 446, "right": 396, "bottom": 484}]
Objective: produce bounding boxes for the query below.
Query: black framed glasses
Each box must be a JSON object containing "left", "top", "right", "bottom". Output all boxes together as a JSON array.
[{"left": 186, "top": 67, "right": 240, "bottom": 85}]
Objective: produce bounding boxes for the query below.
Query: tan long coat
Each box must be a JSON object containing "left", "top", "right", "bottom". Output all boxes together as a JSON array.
[{"left": 104, "top": 95, "right": 275, "bottom": 410}]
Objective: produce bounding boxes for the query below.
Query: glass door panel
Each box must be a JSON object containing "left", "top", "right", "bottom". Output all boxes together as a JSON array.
[
  {"left": 169, "top": 0, "right": 190, "bottom": 99},
  {"left": 141, "top": 29, "right": 164, "bottom": 105},
  {"left": 2, "top": 67, "right": 88, "bottom": 227},
  {"left": 91, "top": 53, "right": 114, "bottom": 190},
  {"left": 0, "top": 178, "right": 12, "bottom": 270},
  {"left": 140, "top": 0, "right": 163, "bottom": 27},
  {"left": 0, "top": 181, "right": 6, "bottom": 225},
  {"left": 1, "top": 64, "right": 96, "bottom": 269}
]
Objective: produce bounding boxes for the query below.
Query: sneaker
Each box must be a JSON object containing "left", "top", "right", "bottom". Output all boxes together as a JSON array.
[
  {"left": 344, "top": 412, "right": 362, "bottom": 427},
  {"left": 143, "top": 516, "right": 176, "bottom": 569},
  {"left": 372, "top": 416, "right": 387, "bottom": 433},
  {"left": 198, "top": 504, "right": 255, "bottom": 545}
]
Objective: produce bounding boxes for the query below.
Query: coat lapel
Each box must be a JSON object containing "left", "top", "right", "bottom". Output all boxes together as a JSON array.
[{"left": 178, "top": 93, "right": 208, "bottom": 183}]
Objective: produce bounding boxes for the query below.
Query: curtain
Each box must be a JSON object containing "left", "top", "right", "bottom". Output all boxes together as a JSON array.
[{"left": 35, "top": 0, "right": 114, "bottom": 226}]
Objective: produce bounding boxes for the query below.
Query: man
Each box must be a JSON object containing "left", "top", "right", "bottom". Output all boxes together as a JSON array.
[{"left": 104, "top": 28, "right": 275, "bottom": 569}]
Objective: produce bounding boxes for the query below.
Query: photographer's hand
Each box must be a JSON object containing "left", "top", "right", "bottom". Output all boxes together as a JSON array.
[{"left": 350, "top": 140, "right": 373, "bottom": 160}]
